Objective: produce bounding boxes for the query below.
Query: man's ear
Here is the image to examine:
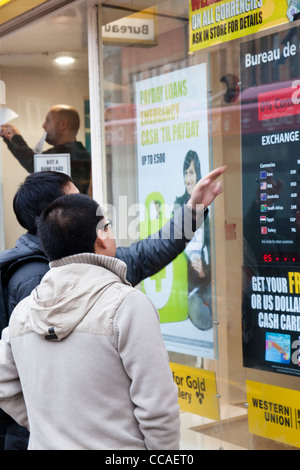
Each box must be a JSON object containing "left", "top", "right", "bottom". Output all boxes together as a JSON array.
[{"left": 94, "top": 229, "right": 107, "bottom": 253}]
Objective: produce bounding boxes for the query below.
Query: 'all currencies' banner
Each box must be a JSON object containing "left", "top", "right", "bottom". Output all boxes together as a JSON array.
[{"left": 189, "top": 0, "right": 295, "bottom": 52}]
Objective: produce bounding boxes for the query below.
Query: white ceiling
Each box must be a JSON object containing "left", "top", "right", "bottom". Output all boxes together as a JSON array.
[
  {"left": 0, "top": 0, "right": 188, "bottom": 69},
  {"left": 0, "top": 3, "right": 88, "bottom": 69}
]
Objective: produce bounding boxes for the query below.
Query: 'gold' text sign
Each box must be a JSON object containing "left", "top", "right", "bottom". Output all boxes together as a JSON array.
[{"left": 170, "top": 363, "right": 220, "bottom": 421}]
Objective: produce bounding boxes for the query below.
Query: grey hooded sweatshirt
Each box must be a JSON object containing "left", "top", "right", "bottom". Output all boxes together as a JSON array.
[{"left": 0, "top": 253, "right": 180, "bottom": 450}]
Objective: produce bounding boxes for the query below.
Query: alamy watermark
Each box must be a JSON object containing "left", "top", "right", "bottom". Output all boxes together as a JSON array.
[{"left": 96, "top": 199, "right": 204, "bottom": 241}]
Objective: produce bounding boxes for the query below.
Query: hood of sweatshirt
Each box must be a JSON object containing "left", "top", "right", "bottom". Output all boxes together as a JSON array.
[
  {"left": 27, "top": 253, "right": 130, "bottom": 341},
  {"left": 0, "top": 233, "right": 45, "bottom": 269}
]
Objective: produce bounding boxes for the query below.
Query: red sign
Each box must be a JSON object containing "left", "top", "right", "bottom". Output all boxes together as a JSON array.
[{"left": 258, "top": 86, "right": 300, "bottom": 121}]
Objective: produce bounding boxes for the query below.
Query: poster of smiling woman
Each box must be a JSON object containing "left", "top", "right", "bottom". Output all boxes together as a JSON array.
[{"left": 136, "top": 63, "right": 215, "bottom": 358}]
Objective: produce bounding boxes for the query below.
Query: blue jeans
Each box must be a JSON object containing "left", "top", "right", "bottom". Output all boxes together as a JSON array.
[
  {"left": 5, "top": 422, "right": 29, "bottom": 450},
  {"left": 0, "top": 408, "right": 29, "bottom": 450}
]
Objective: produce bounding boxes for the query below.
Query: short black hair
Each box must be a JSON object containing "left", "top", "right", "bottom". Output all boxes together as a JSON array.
[
  {"left": 13, "top": 171, "right": 73, "bottom": 234},
  {"left": 37, "top": 194, "right": 104, "bottom": 261}
]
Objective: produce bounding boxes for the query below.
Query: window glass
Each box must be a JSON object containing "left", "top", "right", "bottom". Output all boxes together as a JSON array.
[
  {"left": 101, "top": 0, "right": 300, "bottom": 450},
  {"left": 0, "top": 0, "right": 90, "bottom": 248},
  {"left": 101, "top": 0, "right": 224, "bottom": 449}
]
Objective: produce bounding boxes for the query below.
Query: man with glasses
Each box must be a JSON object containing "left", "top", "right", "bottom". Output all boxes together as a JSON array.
[{"left": 0, "top": 193, "right": 181, "bottom": 450}]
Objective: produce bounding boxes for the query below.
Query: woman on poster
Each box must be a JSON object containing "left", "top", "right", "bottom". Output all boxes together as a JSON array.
[{"left": 174, "top": 150, "right": 212, "bottom": 330}]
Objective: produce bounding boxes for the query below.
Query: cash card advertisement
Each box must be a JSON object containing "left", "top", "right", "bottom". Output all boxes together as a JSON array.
[{"left": 241, "top": 27, "right": 300, "bottom": 376}]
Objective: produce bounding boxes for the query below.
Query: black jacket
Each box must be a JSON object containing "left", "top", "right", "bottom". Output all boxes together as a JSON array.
[
  {"left": 0, "top": 234, "right": 49, "bottom": 319},
  {"left": 0, "top": 233, "right": 48, "bottom": 449},
  {"left": 116, "top": 206, "right": 195, "bottom": 286}
]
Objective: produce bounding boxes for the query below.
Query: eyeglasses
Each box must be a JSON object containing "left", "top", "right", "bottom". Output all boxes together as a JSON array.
[{"left": 99, "top": 219, "right": 112, "bottom": 232}]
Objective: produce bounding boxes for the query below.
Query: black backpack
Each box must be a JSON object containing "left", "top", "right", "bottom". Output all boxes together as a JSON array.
[{"left": 0, "top": 254, "right": 48, "bottom": 334}]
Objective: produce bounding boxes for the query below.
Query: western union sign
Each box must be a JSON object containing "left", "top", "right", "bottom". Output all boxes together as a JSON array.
[{"left": 246, "top": 380, "right": 300, "bottom": 448}]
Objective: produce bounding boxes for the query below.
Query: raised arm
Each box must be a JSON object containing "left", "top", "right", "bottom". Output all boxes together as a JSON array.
[
  {"left": 116, "top": 166, "right": 226, "bottom": 286},
  {"left": 0, "top": 124, "right": 35, "bottom": 173},
  {"left": 188, "top": 165, "right": 226, "bottom": 210}
]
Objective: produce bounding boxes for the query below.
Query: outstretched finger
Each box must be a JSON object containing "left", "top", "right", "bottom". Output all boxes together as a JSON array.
[{"left": 204, "top": 165, "right": 227, "bottom": 182}]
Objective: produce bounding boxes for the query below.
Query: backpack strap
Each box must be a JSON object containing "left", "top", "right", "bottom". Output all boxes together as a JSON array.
[
  {"left": 0, "top": 254, "right": 49, "bottom": 333},
  {"left": 2, "top": 254, "right": 48, "bottom": 285}
]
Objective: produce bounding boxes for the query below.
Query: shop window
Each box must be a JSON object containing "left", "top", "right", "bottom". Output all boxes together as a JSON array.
[
  {"left": 101, "top": 0, "right": 300, "bottom": 450},
  {"left": 0, "top": 0, "right": 90, "bottom": 248}
]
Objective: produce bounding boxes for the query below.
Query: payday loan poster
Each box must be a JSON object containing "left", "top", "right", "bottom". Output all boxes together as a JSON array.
[
  {"left": 189, "top": 0, "right": 294, "bottom": 52},
  {"left": 136, "top": 64, "right": 214, "bottom": 358},
  {"left": 241, "top": 28, "right": 300, "bottom": 376}
]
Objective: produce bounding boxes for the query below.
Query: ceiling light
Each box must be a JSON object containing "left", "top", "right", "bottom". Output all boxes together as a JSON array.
[{"left": 54, "top": 56, "right": 75, "bottom": 66}]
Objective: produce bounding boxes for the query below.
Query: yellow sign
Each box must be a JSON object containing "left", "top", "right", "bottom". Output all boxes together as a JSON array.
[
  {"left": 0, "top": 0, "right": 48, "bottom": 25},
  {"left": 246, "top": 380, "right": 300, "bottom": 448},
  {"left": 170, "top": 363, "right": 220, "bottom": 421},
  {"left": 189, "top": 0, "right": 290, "bottom": 52},
  {"left": 0, "top": 0, "right": 13, "bottom": 8}
]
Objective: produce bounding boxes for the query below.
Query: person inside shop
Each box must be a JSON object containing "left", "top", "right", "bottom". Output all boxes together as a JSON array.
[
  {"left": 174, "top": 150, "right": 212, "bottom": 330},
  {"left": 0, "top": 165, "right": 226, "bottom": 449},
  {"left": 0, "top": 104, "right": 91, "bottom": 195}
]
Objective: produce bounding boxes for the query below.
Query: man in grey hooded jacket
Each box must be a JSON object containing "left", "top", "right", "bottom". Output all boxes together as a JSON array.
[{"left": 0, "top": 193, "right": 181, "bottom": 450}]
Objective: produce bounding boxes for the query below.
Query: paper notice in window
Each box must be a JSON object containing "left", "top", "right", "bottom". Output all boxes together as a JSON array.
[{"left": 0, "top": 107, "right": 18, "bottom": 125}]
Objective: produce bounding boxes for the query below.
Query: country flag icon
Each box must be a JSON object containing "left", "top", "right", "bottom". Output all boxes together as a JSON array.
[
  {"left": 260, "top": 216, "right": 266, "bottom": 223},
  {"left": 261, "top": 226, "right": 267, "bottom": 234},
  {"left": 261, "top": 204, "right": 267, "bottom": 212}
]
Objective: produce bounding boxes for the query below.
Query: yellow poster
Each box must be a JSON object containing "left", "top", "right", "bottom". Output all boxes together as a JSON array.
[
  {"left": 0, "top": 0, "right": 48, "bottom": 26},
  {"left": 246, "top": 380, "right": 300, "bottom": 448},
  {"left": 189, "top": 0, "right": 292, "bottom": 52},
  {"left": 170, "top": 363, "right": 220, "bottom": 421}
]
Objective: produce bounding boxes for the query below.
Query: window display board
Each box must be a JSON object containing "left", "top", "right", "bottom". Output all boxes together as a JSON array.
[
  {"left": 241, "top": 30, "right": 300, "bottom": 376},
  {"left": 247, "top": 380, "right": 300, "bottom": 448},
  {"left": 170, "top": 363, "right": 220, "bottom": 421},
  {"left": 34, "top": 154, "right": 71, "bottom": 175},
  {"left": 136, "top": 64, "right": 215, "bottom": 358}
]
